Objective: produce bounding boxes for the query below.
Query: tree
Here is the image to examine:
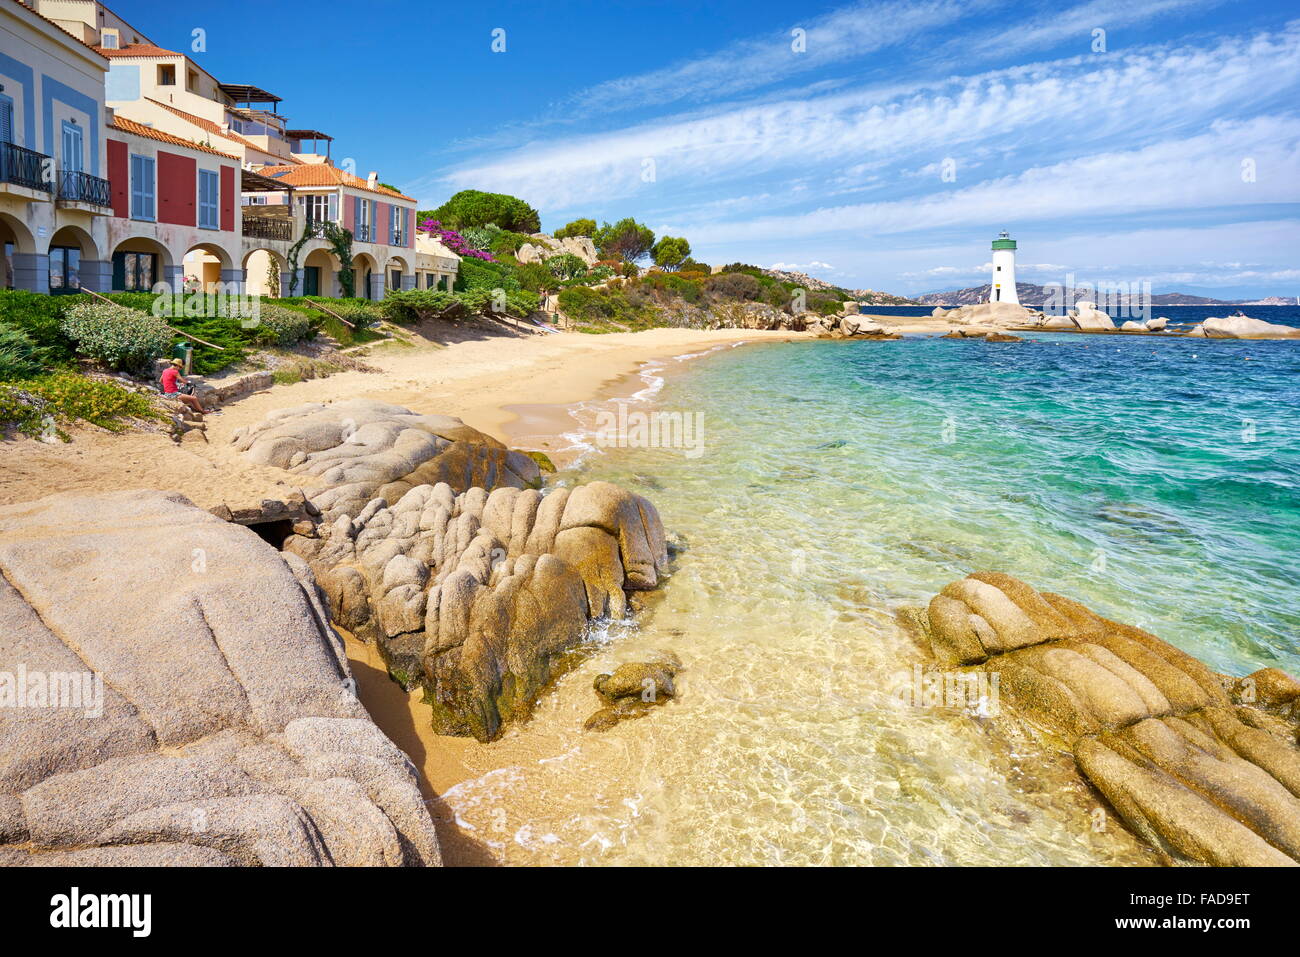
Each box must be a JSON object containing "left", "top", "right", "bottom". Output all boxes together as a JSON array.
[
  {"left": 594, "top": 218, "right": 655, "bottom": 263},
  {"left": 425, "top": 190, "right": 541, "bottom": 233},
  {"left": 652, "top": 236, "right": 691, "bottom": 270},
  {"left": 555, "top": 218, "right": 596, "bottom": 239}
]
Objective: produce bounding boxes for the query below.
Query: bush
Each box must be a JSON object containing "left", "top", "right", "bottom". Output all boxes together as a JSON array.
[
  {"left": 0, "top": 290, "right": 76, "bottom": 365},
  {"left": 594, "top": 218, "right": 655, "bottom": 263},
  {"left": 60, "top": 301, "right": 172, "bottom": 374},
  {"left": 0, "top": 323, "right": 48, "bottom": 381},
  {"left": 705, "top": 271, "right": 763, "bottom": 301},
  {"left": 381, "top": 289, "right": 467, "bottom": 324},
  {"left": 248, "top": 303, "right": 317, "bottom": 347},
  {"left": 0, "top": 373, "right": 163, "bottom": 440},
  {"left": 547, "top": 253, "right": 587, "bottom": 281}
]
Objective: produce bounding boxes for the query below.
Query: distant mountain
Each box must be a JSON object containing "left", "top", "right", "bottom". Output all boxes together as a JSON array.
[
  {"left": 760, "top": 267, "right": 917, "bottom": 304},
  {"left": 915, "top": 283, "right": 1293, "bottom": 307}
]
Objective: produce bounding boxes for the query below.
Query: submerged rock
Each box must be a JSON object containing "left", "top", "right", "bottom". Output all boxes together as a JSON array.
[
  {"left": 923, "top": 572, "right": 1300, "bottom": 866},
  {"left": 0, "top": 490, "right": 439, "bottom": 866},
  {"left": 584, "top": 654, "right": 682, "bottom": 732}
]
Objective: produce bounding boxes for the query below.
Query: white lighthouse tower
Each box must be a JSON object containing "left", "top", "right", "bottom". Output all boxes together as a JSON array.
[{"left": 990, "top": 229, "right": 1018, "bottom": 304}]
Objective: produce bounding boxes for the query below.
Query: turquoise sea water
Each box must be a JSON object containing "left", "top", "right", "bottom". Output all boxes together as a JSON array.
[{"left": 443, "top": 331, "right": 1299, "bottom": 865}]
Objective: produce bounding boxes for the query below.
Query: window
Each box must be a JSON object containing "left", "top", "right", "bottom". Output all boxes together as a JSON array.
[
  {"left": 100, "top": 30, "right": 120, "bottom": 49},
  {"left": 244, "top": 196, "right": 267, "bottom": 206},
  {"left": 390, "top": 269, "right": 401, "bottom": 290},
  {"left": 187, "top": 70, "right": 198, "bottom": 92},
  {"left": 392, "top": 207, "right": 407, "bottom": 246},
  {"left": 130, "top": 154, "right": 155, "bottom": 220},
  {"left": 996, "top": 265, "right": 1001, "bottom": 272},
  {"left": 0, "top": 94, "right": 13, "bottom": 145},
  {"left": 198, "top": 168, "right": 219, "bottom": 229},
  {"left": 425, "top": 273, "right": 439, "bottom": 289},
  {"left": 158, "top": 64, "right": 175, "bottom": 86},
  {"left": 61, "top": 121, "right": 83, "bottom": 173},
  {"left": 299, "top": 193, "right": 335, "bottom": 223},
  {"left": 48, "top": 246, "right": 81, "bottom": 293},
  {"left": 112, "top": 251, "right": 157, "bottom": 292}
]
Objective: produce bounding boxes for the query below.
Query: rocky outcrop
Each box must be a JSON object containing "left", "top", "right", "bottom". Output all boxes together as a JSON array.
[
  {"left": 284, "top": 480, "right": 668, "bottom": 742},
  {"left": 921, "top": 572, "right": 1300, "bottom": 866},
  {"left": 1188, "top": 315, "right": 1300, "bottom": 340},
  {"left": 0, "top": 490, "right": 439, "bottom": 866},
  {"left": 232, "top": 400, "right": 541, "bottom": 522},
  {"left": 1068, "top": 300, "right": 1116, "bottom": 331},
  {"left": 931, "top": 301, "right": 1036, "bottom": 327},
  {"left": 807, "top": 314, "right": 900, "bottom": 339},
  {"left": 517, "top": 234, "right": 598, "bottom": 267}
]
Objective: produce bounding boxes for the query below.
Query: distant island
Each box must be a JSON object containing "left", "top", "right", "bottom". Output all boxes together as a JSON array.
[{"left": 915, "top": 282, "right": 1298, "bottom": 307}]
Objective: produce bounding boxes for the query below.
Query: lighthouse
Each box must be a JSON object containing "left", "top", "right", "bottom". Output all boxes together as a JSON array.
[{"left": 990, "top": 230, "right": 1018, "bottom": 304}]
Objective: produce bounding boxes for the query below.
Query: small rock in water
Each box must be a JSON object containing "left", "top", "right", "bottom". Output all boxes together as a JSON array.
[{"left": 583, "top": 654, "right": 682, "bottom": 732}]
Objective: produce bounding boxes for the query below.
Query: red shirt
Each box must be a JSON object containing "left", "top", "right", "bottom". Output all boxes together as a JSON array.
[{"left": 161, "top": 367, "right": 181, "bottom": 393}]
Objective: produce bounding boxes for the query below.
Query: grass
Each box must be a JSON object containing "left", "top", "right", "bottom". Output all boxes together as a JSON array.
[{"left": 0, "top": 373, "right": 165, "bottom": 441}]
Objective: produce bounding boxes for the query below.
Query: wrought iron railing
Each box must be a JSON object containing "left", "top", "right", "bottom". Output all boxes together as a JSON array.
[
  {"left": 354, "top": 223, "right": 372, "bottom": 242},
  {"left": 243, "top": 216, "right": 295, "bottom": 241},
  {"left": 0, "top": 142, "right": 53, "bottom": 192},
  {"left": 57, "top": 170, "right": 111, "bottom": 206}
]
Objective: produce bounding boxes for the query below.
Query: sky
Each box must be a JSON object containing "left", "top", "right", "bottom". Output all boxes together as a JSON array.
[{"left": 117, "top": 0, "right": 1300, "bottom": 297}]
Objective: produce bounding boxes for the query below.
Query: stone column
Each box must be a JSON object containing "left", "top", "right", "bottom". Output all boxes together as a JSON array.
[
  {"left": 401, "top": 274, "right": 416, "bottom": 291},
  {"left": 162, "top": 265, "right": 184, "bottom": 294},
  {"left": 444, "top": 273, "right": 455, "bottom": 292},
  {"left": 12, "top": 253, "right": 50, "bottom": 294},
  {"left": 368, "top": 271, "right": 385, "bottom": 300},
  {"left": 220, "top": 269, "right": 243, "bottom": 295},
  {"left": 280, "top": 269, "right": 304, "bottom": 298},
  {"left": 78, "top": 259, "right": 113, "bottom": 293}
]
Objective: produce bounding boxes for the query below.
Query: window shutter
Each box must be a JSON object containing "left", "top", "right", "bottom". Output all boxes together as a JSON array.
[
  {"left": 143, "top": 157, "right": 155, "bottom": 219},
  {"left": 328, "top": 192, "right": 337, "bottom": 222},
  {"left": 130, "top": 155, "right": 143, "bottom": 217},
  {"left": 0, "top": 96, "right": 12, "bottom": 144}
]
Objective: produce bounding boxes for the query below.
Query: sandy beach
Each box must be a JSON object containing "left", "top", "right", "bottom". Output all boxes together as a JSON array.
[{"left": 0, "top": 323, "right": 802, "bottom": 512}]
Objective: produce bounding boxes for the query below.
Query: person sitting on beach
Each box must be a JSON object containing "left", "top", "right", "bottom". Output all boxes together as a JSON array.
[{"left": 161, "top": 358, "right": 209, "bottom": 417}]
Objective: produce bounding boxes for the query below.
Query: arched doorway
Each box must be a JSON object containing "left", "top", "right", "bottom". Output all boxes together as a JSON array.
[
  {"left": 302, "top": 247, "right": 340, "bottom": 298},
  {"left": 110, "top": 237, "right": 173, "bottom": 292},
  {"left": 242, "top": 247, "right": 288, "bottom": 298},
  {"left": 47, "top": 225, "right": 102, "bottom": 294},
  {"left": 386, "top": 255, "right": 409, "bottom": 293},
  {"left": 183, "top": 242, "right": 234, "bottom": 294},
  {"left": 351, "top": 252, "right": 379, "bottom": 299},
  {"left": 0, "top": 213, "right": 37, "bottom": 291}
]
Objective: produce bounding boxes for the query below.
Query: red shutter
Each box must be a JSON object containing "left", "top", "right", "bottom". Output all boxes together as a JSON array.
[
  {"left": 107, "top": 138, "right": 129, "bottom": 218},
  {"left": 158, "top": 151, "right": 196, "bottom": 226},
  {"left": 220, "top": 165, "right": 235, "bottom": 231}
]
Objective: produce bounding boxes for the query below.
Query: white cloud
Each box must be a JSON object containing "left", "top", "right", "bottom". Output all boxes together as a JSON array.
[{"left": 432, "top": 24, "right": 1300, "bottom": 213}]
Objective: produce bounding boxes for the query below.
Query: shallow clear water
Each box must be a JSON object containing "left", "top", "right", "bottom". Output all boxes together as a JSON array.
[{"left": 442, "top": 332, "right": 1299, "bottom": 866}]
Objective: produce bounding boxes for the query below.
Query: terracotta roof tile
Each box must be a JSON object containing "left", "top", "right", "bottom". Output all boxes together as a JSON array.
[
  {"left": 108, "top": 115, "right": 239, "bottom": 160},
  {"left": 254, "top": 163, "right": 416, "bottom": 202},
  {"left": 94, "top": 43, "right": 179, "bottom": 58},
  {"left": 142, "top": 98, "right": 279, "bottom": 157}
]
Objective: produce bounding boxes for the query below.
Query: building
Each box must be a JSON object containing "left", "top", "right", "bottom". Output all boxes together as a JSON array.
[
  {"left": 1, "top": 0, "right": 113, "bottom": 292},
  {"left": 990, "top": 229, "right": 1018, "bottom": 304},
  {"left": 7, "top": 0, "right": 454, "bottom": 298}
]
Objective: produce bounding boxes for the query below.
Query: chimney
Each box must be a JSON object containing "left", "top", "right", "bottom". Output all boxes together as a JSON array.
[{"left": 367, "top": 171, "right": 378, "bottom": 189}]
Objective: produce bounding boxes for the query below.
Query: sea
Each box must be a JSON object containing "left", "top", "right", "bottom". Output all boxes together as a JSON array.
[{"left": 439, "top": 314, "right": 1300, "bottom": 866}]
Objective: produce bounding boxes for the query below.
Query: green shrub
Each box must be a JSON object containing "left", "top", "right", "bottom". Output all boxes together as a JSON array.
[
  {"left": 547, "top": 253, "right": 587, "bottom": 281},
  {"left": 381, "top": 289, "right": 469, "bottom": 324},
  {"left": 0, "top": 290, "right": 76, "bottom": 365},
  {"left": 0, "top": 323, "right": 48, "bottom": 381},
  {"left": 0, "top": 373, "right": 163, "bottom": 440},
  {"left": 60, "top": 301, "right": 172, "bottom": 374},
  {"left": 248, "top": 303, "right": 317, "bottom": 347},
  {"left": 555, "top": 218, "right": 596, "bottom": 240}
]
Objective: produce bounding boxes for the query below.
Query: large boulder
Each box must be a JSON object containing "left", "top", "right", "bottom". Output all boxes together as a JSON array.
[
  {"left": 923, "top": 572, "right": 1300, "bottom": 866},
  {"left": 285, "top": 480, "right": 669, "bottom": 742},
  {"left": 231, "top": 400, "right": 541, "bottom": 521},
  {"left": 1071, "top": 301, "right": 1116, "bottom": 331},
  {"left": 1194, "top": 315, "right": 1300, "bottom": 340},
  {"left": 0, "top": 490, "right": 439, "bottom": 866}
]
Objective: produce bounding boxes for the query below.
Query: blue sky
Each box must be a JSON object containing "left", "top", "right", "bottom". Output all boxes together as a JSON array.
[{"left": 121, "top": 0, "right": 1299, "bottom": 296}]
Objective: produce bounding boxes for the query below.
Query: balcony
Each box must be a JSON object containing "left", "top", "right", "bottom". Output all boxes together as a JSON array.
[
  {"left": 243, "top": 216, "right": 295, "bottom": 241},
  {"left": 0, "top": 142, "right": 53, "bottom": 194},
  {"left": 57, "top": 170, "right": 112, "bottom": 208},
  {"left": 354, "top": 223, "right": 373, "bottom": 243}
]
